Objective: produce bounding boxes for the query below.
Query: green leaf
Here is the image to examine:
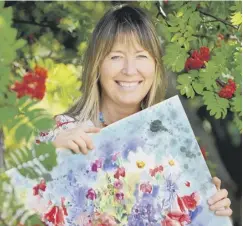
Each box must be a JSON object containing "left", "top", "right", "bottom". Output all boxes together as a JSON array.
[
  {"left": 15, "top": 123, "right": 33, "bottom": 143},
  {"left": 199, "top": 62, "right": 219, "bottom": 90},
  {"left": 31, "top": 116, "right": 54, "bottom": 131},
  {"left": 24, "top": 214, "right": 45, "bottom": 226},
  {"left": 26, "top": 108, "right": 50, "bottom": 121},
  {"left": 188, "top": 11, "right": 201, "bottom": 28},
  {"left": 233, "top": 113, "right": 242, "bottom": 132},
  {"left": 230, "top": 1, "right": 242, "bottom": 12},
  {"left": 163, "top": 43, "right": 189, "bottom": 72},
  {"left": 168, "top": 26, "right": 181, "bottom": 33},
  {"left": 13, "top": 39, "right": 27, "bottom": 50},
  {"left": 184, "top": 41, "right": 190, "bottom": 51},
  {"left": 35, "top": 143, "right": 57, "bottom": 171},
  {"left": 177, "top": 84, "right": 195, "bottom": 98},
  {"left": 178, "top": 37, "right": 185, "bottom": 46},
  {"left": 203, "top": 91, "right": 229, "bottom": 119},
  {"left": 231, "top": 96, "right": 242, "bottom": 114},
  {"left": 231, "top": 12, "right": 242, "bottom": 26},
  {"left": 176, "top": 73, "right": 197, "bottom": 98},
  {"left": 192, "top": 81, "right": 205, "bottom": 94},
  {"left": 167, "top": 14, "right": 180, "bottom": 26},
  {"left": 156, "top": 23, "right": 171, "bottom": 43},
  {"left": 171, "top": 33, "right": 182, "bottom": 42},
  {"left": 5, "top": 143, "right": 57, "bottom": 179},
  {"left": 0, "top": 106, "right": 19, "bottom": 125}
]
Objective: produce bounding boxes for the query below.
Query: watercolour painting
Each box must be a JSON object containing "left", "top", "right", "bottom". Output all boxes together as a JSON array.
[{"left": 5, "top": 95, "right": 232, "bottom": 226}]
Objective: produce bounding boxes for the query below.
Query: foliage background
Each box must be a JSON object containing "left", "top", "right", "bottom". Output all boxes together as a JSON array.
[{"left": 0, "top": 1, "right": 242, "bottom": 226}]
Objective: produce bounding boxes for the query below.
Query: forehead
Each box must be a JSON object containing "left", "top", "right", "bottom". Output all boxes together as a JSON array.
[{"left": 111, "top": 32, "right": 146, "bottom": 52}]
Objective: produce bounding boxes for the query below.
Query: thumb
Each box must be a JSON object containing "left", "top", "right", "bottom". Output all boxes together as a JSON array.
[
  {"left": 212, "top": 177, "right": 221, "bottom": 191},
  {"left": 83, "top": 127, "right": 101, "bottom": 133}
]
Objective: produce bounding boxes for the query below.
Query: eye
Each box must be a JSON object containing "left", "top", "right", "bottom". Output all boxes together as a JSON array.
[
  {"left": 137, "top": 55, "right": 148, "bottom": 58},
  {"left": 111, "top": 56, "right": 122, "bottom": 60}
]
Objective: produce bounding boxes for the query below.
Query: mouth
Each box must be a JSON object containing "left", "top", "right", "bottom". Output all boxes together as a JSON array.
[{"left": 115, "top": 81, "right": 143, "bottom": 89}]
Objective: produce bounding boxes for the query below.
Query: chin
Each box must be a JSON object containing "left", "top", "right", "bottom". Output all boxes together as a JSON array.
[{"left": 117, "top": 97, "right": 143, "bottom": 108}]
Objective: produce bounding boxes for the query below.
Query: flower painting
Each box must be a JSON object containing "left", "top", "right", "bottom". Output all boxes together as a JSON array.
[{"left": 6, "top": 96, "right": 232, "bottom": 226}]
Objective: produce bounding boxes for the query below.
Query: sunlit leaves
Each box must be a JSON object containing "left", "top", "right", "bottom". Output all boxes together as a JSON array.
[{"left": 231, "top": 12, "right": 242, "bottom": 26}]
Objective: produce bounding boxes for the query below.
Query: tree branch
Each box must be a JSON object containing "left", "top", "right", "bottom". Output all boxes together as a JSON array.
[
  {"left": 202, "top": 19, "right": 219, "bottom": 23},
  {"left": 155, "top": 2, "right": 167, "bottom": 19},
  {"left": 198, "top": 9, "right": 238, "bottom": 29},
  {"left": 192, "top": 34, "right": 211, "bottom": 39}
]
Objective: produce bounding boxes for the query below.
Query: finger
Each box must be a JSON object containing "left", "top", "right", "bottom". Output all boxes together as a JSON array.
[
  {"left": 73, "top": 138, "right": 88, "bottom": 155},
  {"left": 212, "top": 177, "right": 221, "bottom": 190},
  {"left": 79, "top": 132, "right": 95, "bottom": 150},
  {"left": 84, "top": 127, "right": 101, "bottom": 133},
  {"left": 208, "top": 189, "right": 228, "bottom": 205},
  {"left": 215, "top": 208, "right": 233, "bottom": 217},
  {"left": 67, "top": 140, "right": 81, "bottom": 154},
  {"left": 209, "top": 198, "right": 231, "bottom": 211}
]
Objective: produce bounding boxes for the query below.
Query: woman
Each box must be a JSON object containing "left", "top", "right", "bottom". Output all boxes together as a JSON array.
[{"left": 37, "top": 4, "right": 232, "bottom": 220}]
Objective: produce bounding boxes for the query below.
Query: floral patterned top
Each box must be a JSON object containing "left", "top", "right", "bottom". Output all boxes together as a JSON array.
[{"left": 35, "top": 114, "right": 94, "bottom": 144}]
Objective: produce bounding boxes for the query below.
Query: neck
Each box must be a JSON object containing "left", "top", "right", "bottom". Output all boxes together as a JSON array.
[{"left": 100, "top": 96, "right": 141, "bottom": 126}]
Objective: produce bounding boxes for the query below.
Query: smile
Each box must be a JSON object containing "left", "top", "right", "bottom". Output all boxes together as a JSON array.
[{"left": 115, "top": 81, "right": 143, "bottom": 89}]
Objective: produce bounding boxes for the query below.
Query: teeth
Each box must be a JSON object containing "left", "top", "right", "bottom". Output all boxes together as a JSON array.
[{"left": 117, "top": 82, "right": 140, "bottom": 87}]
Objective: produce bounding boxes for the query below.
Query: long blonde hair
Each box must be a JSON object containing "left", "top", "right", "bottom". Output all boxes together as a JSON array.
[{"left": 65, "top": 4, "right": 167, "bottom": 125}]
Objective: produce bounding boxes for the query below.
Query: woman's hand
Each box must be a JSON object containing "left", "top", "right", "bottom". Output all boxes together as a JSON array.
[
  {"left": 208, "top": 177, "right": 233, "bottom": 217},
  {"left": 53, "top": 126, "right": 101, "bottom": 154}
]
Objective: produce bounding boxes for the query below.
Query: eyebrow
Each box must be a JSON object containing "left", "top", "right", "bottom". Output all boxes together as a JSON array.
[{"left": 110, "top": 50, "right": 146, "bottom": 54}]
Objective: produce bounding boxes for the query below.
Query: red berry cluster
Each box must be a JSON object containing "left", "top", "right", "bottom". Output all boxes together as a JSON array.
[
  {"left": 11, "top": 66, "right": 47, "bottom": 100},
  {"left": 218, "top": 79, "right": 236, "bottom": 99},
  {"left": 185, "top": 46, "right": 210, "bottom": 71}
]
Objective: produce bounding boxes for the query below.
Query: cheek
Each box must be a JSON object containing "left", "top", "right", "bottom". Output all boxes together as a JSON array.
[
  {"left": 100, "top": 61, "right": 121, "bottom": 81},
  {"left": 138, "top": 62, "right": 156, "bottom": 79}
]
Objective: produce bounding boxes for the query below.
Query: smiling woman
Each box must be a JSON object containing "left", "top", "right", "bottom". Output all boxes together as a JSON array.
[{"left": 37, "top": 3, "right": 233, "bottom": 221}]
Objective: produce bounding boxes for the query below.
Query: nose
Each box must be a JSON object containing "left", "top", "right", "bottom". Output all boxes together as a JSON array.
[{"left": 122, "top": 57, "right": 137, "bottom": 76}]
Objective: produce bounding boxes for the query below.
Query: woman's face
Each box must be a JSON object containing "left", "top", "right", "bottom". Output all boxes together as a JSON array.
[{"left": 99, "top": 38, "right": 156, "bottom": 107}]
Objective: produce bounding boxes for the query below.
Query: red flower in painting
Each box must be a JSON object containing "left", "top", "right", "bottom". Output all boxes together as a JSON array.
[
  {"left": 114, "top": 167, "right": 125, "bottom": 180},
  {"left": 185, "top": 181, "right": 191, "bottom": 187},
  {"left": 140, "top": 182, "right": 153, "bottom": 194},
  {"left": 114, "top": 180, "right": 123, "bottom": 189},
  {"left": 91, "top": 159, "right": 103, "bottom": 172},
  {"left": 167, "top": 211, "right": 191, "bottom": 224},
  {"left": 181, "top": 192, "right": 200, "bottom": 211},
  {"left": 161, "top": 212, "right": 191, "bottom": 226},
  {"left": 33, "top": 179, "right": 46, "bottom": 196},
  {"left": 86, "top": 188, "right": 97, "bottom": 200},
  {"left": 115, "top": 192, "right": 124, "bottom": 201},
  {"left": 11, "top": 66, "right": 48, "bottom": 100},
  {"left": 161, "top": 216, "right": 175, "bottom": 226},
  {"left": 177, "top": 195, "right": 186, "bottom": 213},
  {"left": 149, "top": 165, "right": 163, "bottom": 177},
  {"left": 44, "top": 198, "right": 68, "bottom": 226}
]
